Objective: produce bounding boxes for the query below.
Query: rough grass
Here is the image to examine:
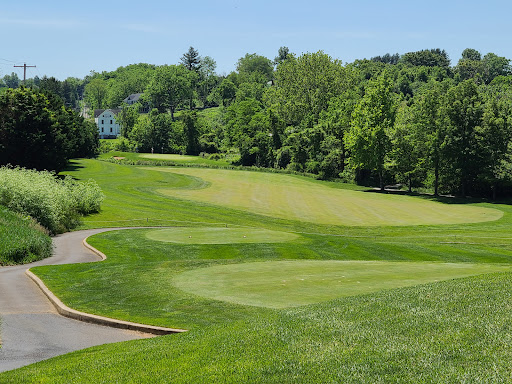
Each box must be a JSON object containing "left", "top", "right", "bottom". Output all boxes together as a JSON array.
[
  {"left": 0, "top": 205, "right": 52, "bottom": 265},
  {"left": 99, "top": 151, "right": 231, "bottom": 167},
  {"left": 154, "top": 167, "right": 502, "bottom": 226}
]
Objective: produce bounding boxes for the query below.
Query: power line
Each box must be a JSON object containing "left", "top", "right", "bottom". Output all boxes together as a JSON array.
[{"left": 0, "top": 58, "right": 20, "bottom": 64}]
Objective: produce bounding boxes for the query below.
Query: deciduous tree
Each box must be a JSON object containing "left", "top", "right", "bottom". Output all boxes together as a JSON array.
[{"left": 345, "top": 73, "right": 396, "bottom": 190}]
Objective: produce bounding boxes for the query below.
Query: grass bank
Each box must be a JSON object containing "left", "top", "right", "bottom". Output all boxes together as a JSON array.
[{"left": 0, "top": 205, "right": 52, "bottom": 265}]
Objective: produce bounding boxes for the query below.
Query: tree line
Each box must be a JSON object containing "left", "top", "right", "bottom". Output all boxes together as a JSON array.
[{"left": 3, "top": 46, "right": 512, "bottom": 197}]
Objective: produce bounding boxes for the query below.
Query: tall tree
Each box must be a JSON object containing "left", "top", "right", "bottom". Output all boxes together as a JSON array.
[
  {"left": 481, "top": 53, "right": 511, "bottom": 84},
  {"left": 182, "top": 111, "right": 201, "bottom": 155},
  {"left": 345, "top": 73, "right": 396, "bottom": 190},
  {"left": 389, "top": 102, "right": 425, "bottom": 192},
  {"left": 479, "top": 84, "right": 512, "bottom": 198},
  {"left": 274, "top": 46, "right": 290, "bottom": 65},
  {"left": 236, "top": 53, "right": 274, "bottom": 83},
  {"left": 145, "top": 65, "right": 191, "bottom": 120},
  {"left": 267, "top": 51, "right": 349, "bottom": 126},
  {"left": 84, "top": 78, "right": 108, "bottom": 110},
  {"left": 197, "top": 56, "right": 218, "bottom": 107},
  {"left": 410, "top": 80, "right": 451, "bottom": 196},
  {"left": 181, "top": 46, "right": 201, "bottom": 71},
  {"left": 440, "top": 80, "right": 484, "bottom": 196}
]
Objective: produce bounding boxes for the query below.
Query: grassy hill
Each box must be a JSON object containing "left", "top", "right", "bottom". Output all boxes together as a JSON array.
[{"left": 3, "top": 158, "right": 512, "bottom": 382}]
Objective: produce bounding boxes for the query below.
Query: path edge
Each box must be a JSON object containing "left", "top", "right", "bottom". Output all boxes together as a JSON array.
[{"left": 25, "top": 232, "right": 187, "bottom": 336}]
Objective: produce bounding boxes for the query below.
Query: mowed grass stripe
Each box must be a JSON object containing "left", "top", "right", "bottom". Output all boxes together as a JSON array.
[
  {"left": 152, "top": 167, "right": 502, "bottom": 226},
  {"left": 173, "top": 260, "right": 512, "bottom": 308}
]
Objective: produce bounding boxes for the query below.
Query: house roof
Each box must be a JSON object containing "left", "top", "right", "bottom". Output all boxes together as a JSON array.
[
  {"left": 94, "top": 108, "right": 122, "bottom": 118},
  {"left": 123, "top": 93, "right": 143, "bottom": 103}
]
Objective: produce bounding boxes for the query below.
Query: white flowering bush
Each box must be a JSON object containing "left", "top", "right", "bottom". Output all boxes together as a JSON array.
[{"left": 0, "top": 166, "right": 104, "bottom": 234}]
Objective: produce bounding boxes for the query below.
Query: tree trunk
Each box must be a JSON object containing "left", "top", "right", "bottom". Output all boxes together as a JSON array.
[
  {"left": 379, "top": 171, "right": 384, "bottom": 191},
  {"left": 434, "top": 163, "right": 439, "bottom": 196}
]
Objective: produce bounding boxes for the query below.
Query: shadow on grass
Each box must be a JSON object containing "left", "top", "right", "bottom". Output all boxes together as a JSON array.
[
  {"left": 63, "top": 160, "right": 86, "bottom": 173},
  {"left": 361, "top": 187, "right": 512, "bottom": 206}
]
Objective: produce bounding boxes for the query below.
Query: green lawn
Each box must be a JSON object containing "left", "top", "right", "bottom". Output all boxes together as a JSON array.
[
  {"left": 173, "top": 259, "right": 512, "bottom": 308},
  {"left": 5, "top": 159, "right": 512, "bottom": 382}
]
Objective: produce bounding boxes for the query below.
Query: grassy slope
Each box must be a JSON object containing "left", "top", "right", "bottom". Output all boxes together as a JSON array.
[
  {"left": 4, "top": 159, "right": 512, "bottom": 382},
  {"left": 0, "top": 205, "right": 52, "bottom": 265}
]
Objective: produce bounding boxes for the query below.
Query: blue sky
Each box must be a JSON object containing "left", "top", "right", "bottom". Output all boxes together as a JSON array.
[{"left": 2, "top": 0, "right": 511, "bottom": 80}]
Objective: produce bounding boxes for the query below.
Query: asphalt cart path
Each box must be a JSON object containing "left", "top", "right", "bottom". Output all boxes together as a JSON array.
[{"left": 0, "top": 229, "right": 150, "bottom": 373}]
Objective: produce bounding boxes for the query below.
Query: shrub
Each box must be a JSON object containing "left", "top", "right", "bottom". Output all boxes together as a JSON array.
[
  {"left": 0, "top": 166, "right": 104, "bottom": 234},
  {"left": 208, "top": 153, "right": 224, "bottom": 161}
]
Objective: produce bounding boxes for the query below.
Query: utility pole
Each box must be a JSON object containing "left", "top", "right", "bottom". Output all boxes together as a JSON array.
[{"left": 14, "top": 63, "right": 36, "bottom": 84}]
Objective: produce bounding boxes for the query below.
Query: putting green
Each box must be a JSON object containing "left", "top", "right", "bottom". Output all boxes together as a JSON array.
[
  {"left": 151, "top": 168, "right": 502, "bottom": 226},
  {"left": 146, "top": 227, "right": 299, "bottom": 244},
  {"left": 140, "top": 154, "right": 198, "bottom": 162},
  {"left": 173, "top": 260, "right": 512, "bottom": 308}
]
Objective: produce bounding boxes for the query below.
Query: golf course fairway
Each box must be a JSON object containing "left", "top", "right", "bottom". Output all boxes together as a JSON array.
[
  {"left": 152, "top": 167, "right": 503, "bottom": 226},
  {"left": 173, "top": 260, "right": 512, "bottom": 308}
]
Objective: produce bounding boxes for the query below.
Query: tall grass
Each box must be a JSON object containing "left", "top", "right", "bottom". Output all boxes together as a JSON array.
[
  {"left": 0, "top": 205, "right": 52, "bottom": 265},
  {"left": 0, "top": 166, "right": 104, "bottom": 234}
]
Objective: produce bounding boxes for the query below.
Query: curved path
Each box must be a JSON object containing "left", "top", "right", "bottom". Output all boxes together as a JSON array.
[{"left": 0, "top": 229, "right": 154, "bottom": 373}]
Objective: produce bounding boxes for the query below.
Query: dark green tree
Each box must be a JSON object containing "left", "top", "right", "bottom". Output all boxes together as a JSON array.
[
  {"left": 400, "top": 49, "right": 450, "bottom": 68},
  {"left": 0, "top": 88, "right": 98, "bottom": 172},
  {"left": 181, "top": 46, "right": 201, "bottom": 71},
  {"left": 182, "top": 111, "right": 201, "bottom": 155},
  {"left": 440, "top": 80, "right": 484, "bottom": 196}
]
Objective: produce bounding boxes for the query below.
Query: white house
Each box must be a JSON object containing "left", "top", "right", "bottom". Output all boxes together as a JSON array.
[{"left": 95, "top": 109, "right": 121, "bottom": 139}]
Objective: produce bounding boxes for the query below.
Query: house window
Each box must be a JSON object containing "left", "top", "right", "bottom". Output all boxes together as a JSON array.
[
  {"left": 110, "top": 120, "right": 113, "bottom": 124},
  {"left": 110, "top": 127, "right": 113, "bottom": 133},
  {"left": 101, "top": 128, "right": 104, "bottom": 132},
  {"left": 102, "top": 120, "right": 104, "bottom": 124}
]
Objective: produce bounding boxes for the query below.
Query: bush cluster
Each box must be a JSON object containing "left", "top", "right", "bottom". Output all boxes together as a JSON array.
[
  {"left": 0, "top": 166, "right": 104, "bottom": 234},
  {"left": 0, "top": 206, "right": 52, "bottom": 265}
]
